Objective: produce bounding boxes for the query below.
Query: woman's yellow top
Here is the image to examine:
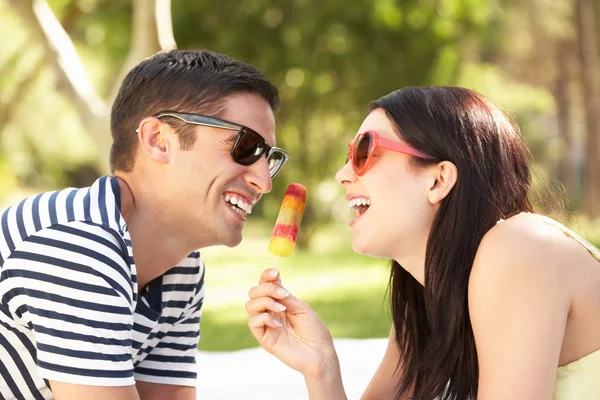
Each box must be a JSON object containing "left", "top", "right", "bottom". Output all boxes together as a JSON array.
[{"left": 555, "top": 349, "right": 600, "bottom": 399}]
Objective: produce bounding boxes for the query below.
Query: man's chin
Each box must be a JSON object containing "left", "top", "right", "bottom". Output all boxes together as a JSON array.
[
  {"left": 223, "top": 232, "right": 243, "bottom": 248},
  {"left": 193, "top": 229, "right": 243, "bottom": 249}
]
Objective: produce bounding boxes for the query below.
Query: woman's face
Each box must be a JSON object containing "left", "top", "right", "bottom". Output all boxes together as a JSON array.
[{"left": 336, "top": 109, "right": 437, "bottom": 262}]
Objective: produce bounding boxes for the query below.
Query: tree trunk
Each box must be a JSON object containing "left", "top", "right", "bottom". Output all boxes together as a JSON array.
[
  {"left": 0, "top": 54, "right": 46, "bottom": 131},
  {"left": 554, "top": 39, "right": 578, "bottom": 201},
  {"left": 575, "top": 0, "right": 600, "bottom": 219},
  {"left": 107, "top": 0, "right": 177, "bottom": 104},
  {"left": 7, "top": 0, "right": 176, "bottom": 174}
]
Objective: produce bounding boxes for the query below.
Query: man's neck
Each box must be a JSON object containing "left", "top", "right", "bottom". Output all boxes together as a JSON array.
[{"left": 115, "top": 175, "right": 194, "bottom": 291}]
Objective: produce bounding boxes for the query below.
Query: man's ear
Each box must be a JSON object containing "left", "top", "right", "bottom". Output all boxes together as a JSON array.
[
  {"left": 137, "top": 117, "right": 171, "bottom": 165},
  {"left": 427, "top": 161, "right": 458, "bottom": 205}
]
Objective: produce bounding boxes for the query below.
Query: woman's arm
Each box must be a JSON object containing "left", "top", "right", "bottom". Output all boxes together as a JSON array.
[
  {"left": 360, "top": 325, "right": 405, "bottom": 400},
  {"left": 246, "top": 269, "right": 348, "bottom": 400},
  {"left": 469, "top": 217, "right": 571, "bottom": 400},
  {"left": 247, "top": 269, "right": 410, "bottom": 400}
]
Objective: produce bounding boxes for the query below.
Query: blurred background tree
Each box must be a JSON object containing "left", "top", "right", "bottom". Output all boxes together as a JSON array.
[{"left": 1, "top": 0, "right": 599, "bottom": 245}]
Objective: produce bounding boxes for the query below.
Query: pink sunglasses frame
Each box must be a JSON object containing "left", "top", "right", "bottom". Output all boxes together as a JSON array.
[{"left": 347, "top": 130, "right": 433, "bottom": 176}]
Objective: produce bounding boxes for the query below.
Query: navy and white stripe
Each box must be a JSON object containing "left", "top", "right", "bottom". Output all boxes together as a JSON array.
[{"left": 0, "top": 176, "right": 204, "bottom": 399}]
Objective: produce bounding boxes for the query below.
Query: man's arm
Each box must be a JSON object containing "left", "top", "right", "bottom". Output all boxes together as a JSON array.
[
  {"left": 3, "top": 222, "right": 138, "bottom": 395},
  {"left": 136, "top": 382, "right": 195, "bottom": 400},
  {"left": 49, "top": 382, "right": 140, "bottom": 400}
]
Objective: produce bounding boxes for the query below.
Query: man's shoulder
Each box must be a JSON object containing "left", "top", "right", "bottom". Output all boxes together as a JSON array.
[
  {"left": 2, "top": 218, "right": 135, "bottom": 311},
  {"left": 0, "top": 175, "right": 121, "bottom": 227},
  {"left": 0, "top": 176, "right": 127, "bottom": 264}
]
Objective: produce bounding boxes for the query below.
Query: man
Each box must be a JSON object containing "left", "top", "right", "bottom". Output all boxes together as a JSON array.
[{"left": 0, "top": 50, "right": 286, "bottom": 399}]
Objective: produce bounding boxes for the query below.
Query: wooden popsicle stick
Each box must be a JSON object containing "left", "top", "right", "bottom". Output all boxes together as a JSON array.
[{"left": 274, "top": 254, "right": 280, "bottom": 270}]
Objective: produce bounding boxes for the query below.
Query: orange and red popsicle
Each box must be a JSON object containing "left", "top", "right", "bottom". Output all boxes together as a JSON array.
[{"left": 268, "top": 184, "right": 307, "bottom": 257}]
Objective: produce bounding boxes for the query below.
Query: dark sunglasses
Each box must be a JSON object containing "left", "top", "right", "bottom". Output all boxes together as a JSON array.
[
  {"left": 347, "top": 130, "right": 433, "bottom": 176},
  {"left": 154, "top": 111, "right": 288, "bottom": 179}
]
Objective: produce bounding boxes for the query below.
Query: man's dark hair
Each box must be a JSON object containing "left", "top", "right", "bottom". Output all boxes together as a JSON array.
[{"left": 109, "top": 50, "right": 280, "bottom": 172}]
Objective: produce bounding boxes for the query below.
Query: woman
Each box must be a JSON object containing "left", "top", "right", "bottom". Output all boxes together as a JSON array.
[{"left": 245, "top": 87, "right": 600, "bottom": 399}]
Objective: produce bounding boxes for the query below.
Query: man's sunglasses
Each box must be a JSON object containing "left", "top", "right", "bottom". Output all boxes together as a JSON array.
[
  {"left": 154, "top": 111, "right": 288, "bottom": 179},
  {"left": 347, "top": 130, "right": 433, "bottom": 176}
]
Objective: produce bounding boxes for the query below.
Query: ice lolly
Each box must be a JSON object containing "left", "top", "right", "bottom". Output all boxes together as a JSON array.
[{"left": 268, "top": 183, "right": 307, "bottom": 257}]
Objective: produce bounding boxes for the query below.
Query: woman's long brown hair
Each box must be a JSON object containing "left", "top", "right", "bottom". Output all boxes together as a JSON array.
[{"left": 371, "top": 87, "right": 533, "bottom": 400}]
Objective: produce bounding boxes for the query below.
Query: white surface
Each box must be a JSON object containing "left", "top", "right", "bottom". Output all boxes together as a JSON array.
[{"left": 196, "top": 338, "right": 387, "bottom": 399}]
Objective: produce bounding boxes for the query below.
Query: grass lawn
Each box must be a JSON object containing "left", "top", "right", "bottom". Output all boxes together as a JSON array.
[{"left": 197, "top": 225, "right": 392, "bottom": 351}]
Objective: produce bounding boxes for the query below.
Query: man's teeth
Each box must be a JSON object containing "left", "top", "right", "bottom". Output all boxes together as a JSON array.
[
  {"left": 224, "top": 194, "right": 252, "bottom": 215},
  {"left": 231, "top": 206, "right": 246, "bottom": 217},
  {"left": 348, "top": 197, "right": 371, "bottom": 209}
]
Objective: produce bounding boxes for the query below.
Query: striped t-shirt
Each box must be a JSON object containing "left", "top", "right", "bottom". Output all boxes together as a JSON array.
[{"left": 0, "top": 176, "right": 205, "bottom": 399}]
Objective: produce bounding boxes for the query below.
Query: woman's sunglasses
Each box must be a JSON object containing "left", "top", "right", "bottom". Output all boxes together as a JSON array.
[
  {"left": 154, "top": 111, "right": 289, "bottom": 179},
  {"left": 347, "top": 130, "right": 433, "bottom": 176}
]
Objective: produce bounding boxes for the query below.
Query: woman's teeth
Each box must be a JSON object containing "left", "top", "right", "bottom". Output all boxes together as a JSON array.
[{"left": 348, "top": 197, "right": 371, "bottom": 216}]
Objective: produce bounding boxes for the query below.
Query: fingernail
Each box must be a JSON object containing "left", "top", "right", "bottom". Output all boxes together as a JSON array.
[
  {"left": 273, "top": 319, "right": 282, "bottom": 327},
  {"left": 269, "top": 269, "right": 279, "bottom": 278},
  {"left": 275, "top": 303, "right": 286, "bottom": 311},
  {"left": 276, "top": 288, "right": 289, "bottom": 297}
]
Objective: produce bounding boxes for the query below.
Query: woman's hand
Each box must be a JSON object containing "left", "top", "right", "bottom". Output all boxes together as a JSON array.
[{"left": 246, "top": 269, "right": 340, "bottom": 379}]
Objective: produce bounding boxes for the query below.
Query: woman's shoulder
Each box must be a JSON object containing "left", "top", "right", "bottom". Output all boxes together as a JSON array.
[
  {"left": 468, "top": 213, "right": 577, "bottom": 303},
  {"left": 479, "top": 212, "right": 598, "bottom": 262},
  {"left": 492, "top": 211, "right": 567, "bottom": 238},
  {"left": 476, "top": 212, "right": 567, "bottom": 263}
]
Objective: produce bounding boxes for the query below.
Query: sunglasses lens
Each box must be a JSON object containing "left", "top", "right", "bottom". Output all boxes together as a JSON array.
[
  {"left": 267, "top": 150, "right": 287, "bottom": 178},
  {"left": 353, "top": 133, "right": 372, "bottom": 173},
  {"left": 233, "top": 129, "right": 265, "bottom": 165},
  {"left": 232, "top": 129, "right": 288, "bottom": 178}
]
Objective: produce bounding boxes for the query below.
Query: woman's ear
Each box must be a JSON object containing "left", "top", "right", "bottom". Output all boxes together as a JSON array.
[
  {"left": 137, "top": 117, "right": 171, "bottom": 165},
  {"left": 427, "top": 161, "right": 458, "bottom": 205}
]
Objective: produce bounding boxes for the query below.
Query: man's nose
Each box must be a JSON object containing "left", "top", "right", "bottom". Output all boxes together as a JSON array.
[{"left": 244, "top": 156, "right": 272, "bottom": 194}]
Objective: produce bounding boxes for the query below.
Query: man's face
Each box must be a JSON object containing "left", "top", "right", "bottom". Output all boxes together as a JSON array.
[{"left": 165, "top": 92, "right": 276, "bottom": 249}]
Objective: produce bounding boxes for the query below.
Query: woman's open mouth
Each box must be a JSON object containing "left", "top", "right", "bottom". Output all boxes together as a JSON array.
[{"left": 348, "top": 197, "right": 371, "bottom": 224}]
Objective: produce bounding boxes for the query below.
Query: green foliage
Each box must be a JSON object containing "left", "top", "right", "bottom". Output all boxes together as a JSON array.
[{"left": 1, "top": 0, "right": 593, "bottom": 236}]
